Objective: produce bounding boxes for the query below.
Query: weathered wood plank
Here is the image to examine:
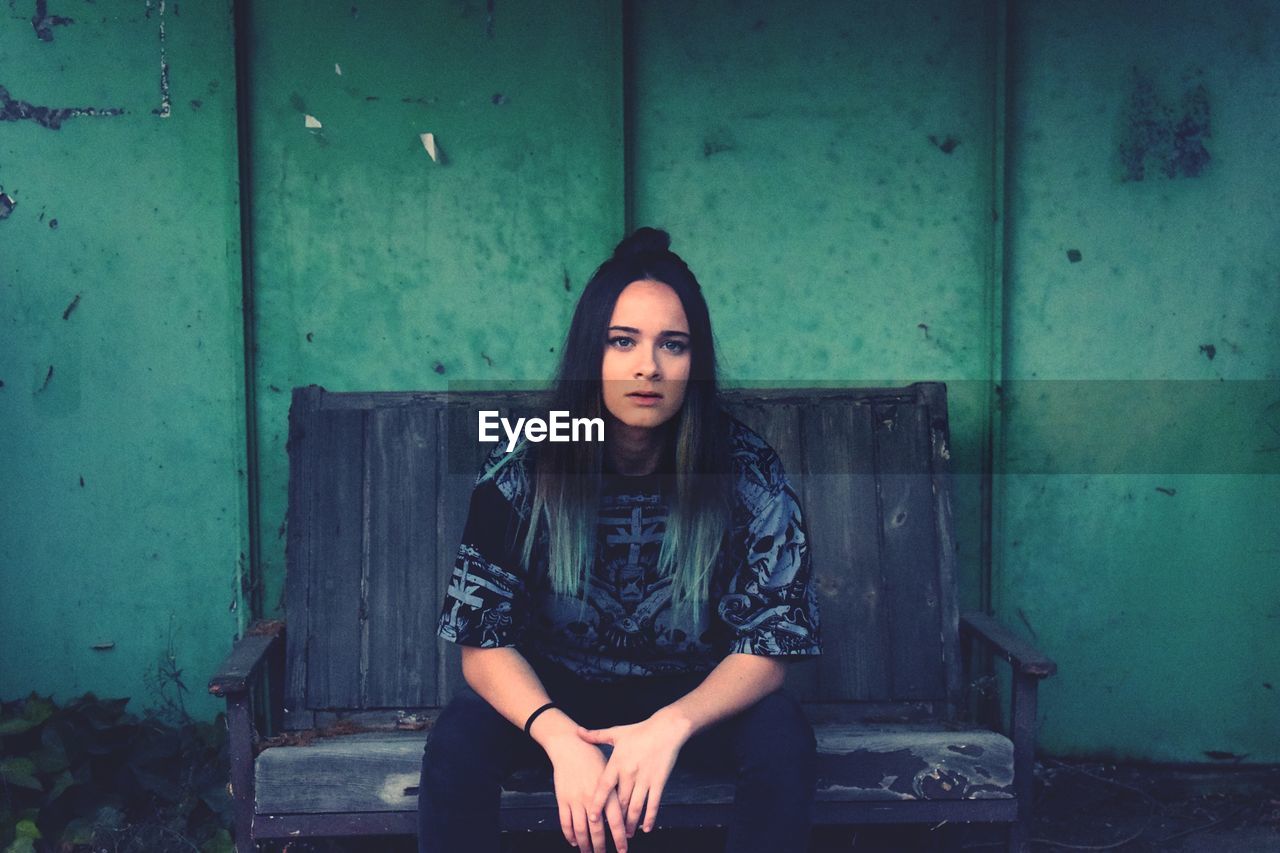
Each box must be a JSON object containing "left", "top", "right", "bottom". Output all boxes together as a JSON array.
[
  {"left": 254, "top": 797, "right": 1018, "bottom": 837},
  {"left": 921, "top": 383, "right": 964, "bottom": 712},
  {"left": 305, "top": 407, "right": 367, "bottom": 710},
  {"left": 254, "top": 722, "right": 1012, "bottom": 814},
  {"left": 364, "top": 407, "right": 439, "bottom": 708},
  {"left": 208, "top": 620, "right": 284, "bottom": 696},
  {"left": 801, "top": 399, "right": 891, "bottom": 702},
  {"left": 284, "top": 387, "right": 321, "bottom": 729},
  {"left": 874, "top": 397, "right": 944, "bottom": 700}
]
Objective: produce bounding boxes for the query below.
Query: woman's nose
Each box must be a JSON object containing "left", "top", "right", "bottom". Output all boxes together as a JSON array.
[{"left": 633, "top": 348, "right": 660, "bottom": 378}]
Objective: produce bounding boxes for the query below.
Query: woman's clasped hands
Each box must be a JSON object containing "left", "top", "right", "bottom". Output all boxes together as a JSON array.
[
  {"left": 586, "top": 701, "right": 696, "bottom": 850},
  {"left": 552, "top": 707, "right": 693, "bottom": 853}
]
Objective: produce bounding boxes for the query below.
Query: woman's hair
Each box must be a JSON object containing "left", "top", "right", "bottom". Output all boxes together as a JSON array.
[{"left": 492, "top": 227, "right": 735, "bottom": 628}]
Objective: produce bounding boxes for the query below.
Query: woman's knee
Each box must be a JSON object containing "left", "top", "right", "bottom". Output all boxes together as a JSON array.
[{"left": 421, "top": 689, "right": 515, "bottom": 784}]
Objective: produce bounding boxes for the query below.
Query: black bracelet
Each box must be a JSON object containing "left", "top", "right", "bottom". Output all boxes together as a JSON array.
[{"left": 523, "top": 702, "right": 558, "bottom": 738}]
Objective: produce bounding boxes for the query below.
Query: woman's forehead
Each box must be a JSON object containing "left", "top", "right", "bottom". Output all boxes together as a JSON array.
[{"left": 609, "top": 279, "right": 689, "bottom": 331}]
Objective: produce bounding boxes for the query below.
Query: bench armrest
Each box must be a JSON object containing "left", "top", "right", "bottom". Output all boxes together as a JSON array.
[
  {"left": 208, "top": 619, "right": 286, "bottom": 697},
  {"left": 960, "top": 611, "right": 1057, "bottom": 679}
]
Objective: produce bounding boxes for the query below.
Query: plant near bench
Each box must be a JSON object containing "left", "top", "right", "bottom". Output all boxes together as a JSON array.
[{"left": 0, "top": 693, "right": 234, "bottom": 853}]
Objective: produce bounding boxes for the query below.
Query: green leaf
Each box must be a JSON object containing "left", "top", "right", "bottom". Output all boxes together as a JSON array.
[
  {"left": 91, "top": 806, "right": 124, "bottom": 832},
  {"left": 12, "top": 821, "right": 38, "bottom": 841},
  {"left": 199, "top": 828, "right": 234, "bottom": 853},
  {"left": 59, "top": 817, "right": 96, "bottom": 846},
  {"left": 47, "top": 769, "right": 76, "bottom": 802},
  {"left": 3, "top": 838, "right": 36, "bottom": 853},
  {"left": 0, "top": 759, "right": 41, "bottom": 792},
  {"left": 0, "top": 718, "right": 38, "bottom": 737}
]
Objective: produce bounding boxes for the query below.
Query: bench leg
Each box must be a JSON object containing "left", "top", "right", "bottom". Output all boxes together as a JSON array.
[
  {"left": 1009, "top": 675, "right": 1038, "bottom": 853},
  {"left": 227, "top": 693, "right": 256, "bottom": 853}
]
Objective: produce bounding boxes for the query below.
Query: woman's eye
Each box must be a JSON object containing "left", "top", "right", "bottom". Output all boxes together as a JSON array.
[
  {"left": 662, "top": 340, "right": 688, "bottom": 354},
  {"left": 608, "top": 336, "right": 634, "bottom": 349}
]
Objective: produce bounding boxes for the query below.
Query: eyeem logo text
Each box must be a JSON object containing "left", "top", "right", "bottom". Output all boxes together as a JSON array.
[{"left": 478, "top": 410, "right": 604, "bottom": 452}]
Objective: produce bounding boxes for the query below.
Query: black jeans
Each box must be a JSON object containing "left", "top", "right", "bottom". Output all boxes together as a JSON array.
[{"left": 417, "top": 658, "right": 817, "bottom": 853}]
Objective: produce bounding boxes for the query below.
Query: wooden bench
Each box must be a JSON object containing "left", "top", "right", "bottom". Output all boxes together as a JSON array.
[{"left": 209, "top": 382, "right": 1056, "bottom": 851}]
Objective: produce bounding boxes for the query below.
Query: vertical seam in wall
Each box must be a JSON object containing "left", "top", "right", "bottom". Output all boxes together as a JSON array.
[
  {"left": 982, "top": 0, "right": 1011, "bottom": 617},
  {"left": 232, "top": 0, "right": 263, "bottom": 620},
  {"left": 622, "top": 0, "right": 636, "bottom": 234}
]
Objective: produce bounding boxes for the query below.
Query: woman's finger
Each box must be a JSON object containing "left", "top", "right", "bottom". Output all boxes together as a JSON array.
[
  {"left": 625, "top": 783, "right": 646, "bottom": 838},
  {"left": 590, "top": 760, "right": 620, "bottom": 815},
  {"left": 605, "top": 789, "right": 629, "bottom": 853},
  {"left": 572, "top": 805, "right": 591, "bottom": 853},
  {"left": 558, "top": 799, "right": 573, "bottom": 846},
  {"left": 642, "top": 777, "right": 667, "bottom": 834},
  {"left": 615, "top": 773, "right": 636, "bottom": 830},
  {"left": 586, "top": 801, "right": 608, "bottom": 853},
  {"left": 577, "top": 725, "right": 614, "bottom": 745}
]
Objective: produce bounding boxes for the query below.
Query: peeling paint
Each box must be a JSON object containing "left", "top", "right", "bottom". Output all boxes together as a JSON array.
[
  {"left": 31, "top": 0, "right": 73, "bottom": 42},
  {"left": 0, "top": 84, "right": 124, "bottom": 129},
  {"left": 37, "top": 364, "right": 53, "bottom": 393},
  {"left": 62, "top": 293, "right": 80, "bottom": 320},
  {"left": 1066, "top": 249, "right": 1082, "bottom": 263},
  {"left": 433, "top": 361, "right": 446, "bottom": 374},
  {"left": 420, "top": 131, "right": 440, "bottom": 162},
  {"left": 1117, "top": 68, "right": 1211, "bottom": 181},
  {"left": 0, "top": 192, "right": 14, "bottom": 219},
  {"left": 1199, "top": 343, "right": 1216, "bottom": 360},
  {"left": 152, "top": 0, "right": 172, "bottom": 118},
  {"left": 48, "top": 218, "right": 57, "bottom": 229}
]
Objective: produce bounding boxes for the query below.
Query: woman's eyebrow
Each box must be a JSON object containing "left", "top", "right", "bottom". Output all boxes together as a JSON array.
[{"left": 608, "top": 325, "right": 690, "bottom": 337}]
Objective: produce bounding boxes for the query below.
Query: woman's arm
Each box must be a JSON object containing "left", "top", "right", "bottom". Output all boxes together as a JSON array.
[
  {"left": 460, "top": 646, "right": 631, "bottom": 853},
  {"left": 577, "top": 652, "right": 787, "bottom": 837},
  {"left": 653, "top": 651, "right": 786, "bottom": 737}
]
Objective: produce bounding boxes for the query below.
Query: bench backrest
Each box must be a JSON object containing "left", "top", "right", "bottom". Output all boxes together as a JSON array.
[{"left": 281, "top": 384, "right": 960, "bottom": 729}]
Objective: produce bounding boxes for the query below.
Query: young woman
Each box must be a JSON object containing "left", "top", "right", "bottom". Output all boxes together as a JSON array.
[{"left": 419, "top": 228, "right": 821, "bottom": 853}]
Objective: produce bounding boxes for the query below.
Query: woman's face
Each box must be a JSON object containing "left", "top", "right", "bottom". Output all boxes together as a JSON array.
[{"left": 600, "top": 279, "right": 691, "bottom": 431}]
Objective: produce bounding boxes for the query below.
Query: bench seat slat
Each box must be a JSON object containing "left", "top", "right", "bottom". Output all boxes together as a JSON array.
[{"left": 254, "top": 723, "right": 1012, "bottom": 815}]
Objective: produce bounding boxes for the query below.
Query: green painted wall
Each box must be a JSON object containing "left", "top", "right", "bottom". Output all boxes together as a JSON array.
[
  {"left": 996, "top": 0, "right": 1280, "bottom": 763},
  {"left": 3, "top": 0, "right": 1276, "bottom": 763},
  {"left": 243, "top": 0, "right": 624, "bottom": 619},
  {"left": 1, "top": 0, "right": 247, "bottom": 723}
]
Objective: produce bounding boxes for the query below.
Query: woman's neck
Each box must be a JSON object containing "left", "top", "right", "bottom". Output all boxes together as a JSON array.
[{"left": 604, "top": 419, "right": 670, "bottom": 477}]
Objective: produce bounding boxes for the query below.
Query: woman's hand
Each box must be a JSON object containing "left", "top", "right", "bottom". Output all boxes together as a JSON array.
[
  {"left": 576, "top": 707, "right": 694, "bottom": 837},
  {"left": 542, "top": 732, "right": 631, "bottom": 853}
]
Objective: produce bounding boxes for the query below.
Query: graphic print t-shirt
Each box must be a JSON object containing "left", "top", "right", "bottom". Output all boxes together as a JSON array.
[{"left": 436, "top": 415, "right": 821, "bottom": 682}]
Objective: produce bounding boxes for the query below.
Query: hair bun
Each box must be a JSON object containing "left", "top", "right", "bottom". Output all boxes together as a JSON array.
[{"left": 611, "top": 226, "right": 671, "bottom": 260}]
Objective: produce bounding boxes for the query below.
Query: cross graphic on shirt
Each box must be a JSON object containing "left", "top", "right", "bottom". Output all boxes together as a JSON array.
[
  {"left": 446, "top": 563, "right": 485, "bottom": 610},
  {"left": 604, "top": 505, "right": 665, "bottom": 568}
]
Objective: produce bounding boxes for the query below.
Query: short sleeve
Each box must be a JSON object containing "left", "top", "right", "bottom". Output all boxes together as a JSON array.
[
  {"left": 717, "top": 468, "right": 822, "bottom": 658},
  {"left": 436, "top": 450, "right": 531, "bottom": 648}
]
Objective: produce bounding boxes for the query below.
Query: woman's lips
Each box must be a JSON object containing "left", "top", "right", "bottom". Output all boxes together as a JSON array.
[{"left": 626, "top": 392, "right": 663, "bottom": 406}]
